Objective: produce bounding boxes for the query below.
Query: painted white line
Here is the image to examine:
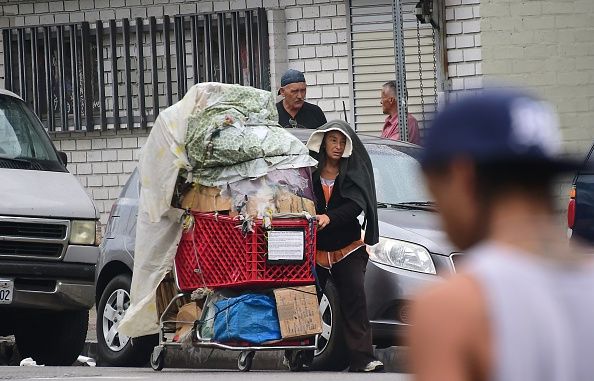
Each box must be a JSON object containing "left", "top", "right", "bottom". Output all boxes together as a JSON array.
[{"left": 29, "top": 377, "right": 146, "bottom": 380}]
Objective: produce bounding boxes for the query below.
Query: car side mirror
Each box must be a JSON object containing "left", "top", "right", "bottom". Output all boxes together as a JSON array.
[{"left": 58, "top": 151, "right": 68, "bottom": 167}]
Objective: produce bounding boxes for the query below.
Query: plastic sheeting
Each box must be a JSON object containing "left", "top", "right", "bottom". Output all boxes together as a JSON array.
[
  {"left": 118, "top": 83, "right": 317, "bottom": 338},
  {"left": 183, "top": 84, "right": 316, "bottom": 186},
  {"left": 213, "top": 294, "right": 282, "bottom": 344},
  {"left": 224, "top": 168, "right": 316, "bottom": 219}
]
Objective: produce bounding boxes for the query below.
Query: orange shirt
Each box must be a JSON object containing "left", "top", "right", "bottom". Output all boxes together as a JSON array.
[{"left": 321, "top": 177, "right": 335, "bottom": 204}]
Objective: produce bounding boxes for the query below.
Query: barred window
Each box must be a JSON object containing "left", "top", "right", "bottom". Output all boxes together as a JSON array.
[{"left": 2, "top": 8, "right": 270, "bottom": 132}]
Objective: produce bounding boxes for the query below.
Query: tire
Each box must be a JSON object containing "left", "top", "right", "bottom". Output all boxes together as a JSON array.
[
  {"left": 96, "top": 273, "right": 157, "bottom": 366},
  {"left": 310, "top": 280, "right": 349, "bottom": 371},
  {"left": 15, "top": 309, "right": 88, "bottom": 366}
]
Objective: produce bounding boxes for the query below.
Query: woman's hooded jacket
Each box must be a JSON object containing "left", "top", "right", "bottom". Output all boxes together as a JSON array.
[{"left": 306, "top": 120, "right": 379, "bottom": 246}]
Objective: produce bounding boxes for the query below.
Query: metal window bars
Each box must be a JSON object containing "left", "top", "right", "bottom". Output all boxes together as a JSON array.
[{"left": 1, "top": 8, "right": 270, "bottom": 133}]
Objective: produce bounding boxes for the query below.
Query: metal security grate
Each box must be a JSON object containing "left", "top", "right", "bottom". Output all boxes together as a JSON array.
[
  {"left": 0, "top": 221, "right": 67, "bottom": 240},
  {"left": 348, "top": 0, "right": 442, "bottom": 136},
  {"left": 2, "top": 8, "right": 269, "bottom": 132}
]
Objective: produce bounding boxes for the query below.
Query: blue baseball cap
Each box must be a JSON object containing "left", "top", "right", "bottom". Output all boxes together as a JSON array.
[
  {"left": 280, "top": 69, "right": 306, "bottom": 87},
  {"left": 420, "top": 88, "right": 583, "bottom": 173},
  {"left": 278, "top": 69, "right": 306, "bottom": 95}
]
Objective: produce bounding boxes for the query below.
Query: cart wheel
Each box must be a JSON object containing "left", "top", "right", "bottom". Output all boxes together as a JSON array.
[
  {"left": 150, "top": 346, "right": 165, "bottom": 371},
  {"left": 237, "top": 351, "right": 255, "bottom": 372}
]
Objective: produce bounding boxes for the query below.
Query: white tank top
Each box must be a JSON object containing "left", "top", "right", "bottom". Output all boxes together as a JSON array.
[{"left": 465, "top": 242, "right": 594, "bottom": 381}]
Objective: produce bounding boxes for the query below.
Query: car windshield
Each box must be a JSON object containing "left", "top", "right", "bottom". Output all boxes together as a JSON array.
[
  {"left": 0, "top": 95, "right": 63, "bottom": 171},
  {"left": 367, "top": 144, "right": 430, "bottom": 205}
]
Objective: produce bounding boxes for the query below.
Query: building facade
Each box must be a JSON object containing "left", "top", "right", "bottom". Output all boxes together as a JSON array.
[
  {"left": 481, "top": 0, "right": 594, "bottom": 156},
  {"left": 2, "top": 0, "right": 590, "bottom": 223}
]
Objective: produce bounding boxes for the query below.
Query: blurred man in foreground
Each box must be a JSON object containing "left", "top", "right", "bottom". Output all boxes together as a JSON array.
[
  {"left": 380, "top": 81, "right": 420, "bottom": 145},
  {"left": 411, "top": 89, "right": 594, "bottom": 381}
]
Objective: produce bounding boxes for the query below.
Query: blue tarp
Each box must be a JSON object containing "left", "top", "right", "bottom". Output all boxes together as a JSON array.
[{"left": 213, "top": 294, "right": 282, "bottom": 344}]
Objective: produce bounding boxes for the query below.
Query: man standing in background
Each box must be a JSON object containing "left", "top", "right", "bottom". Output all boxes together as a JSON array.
[
  {"left": 380, "top": 81, "right": 420, "bottom": 145},
  {"left": 277, "top": 69, "right": 327, "bottom": 129}
]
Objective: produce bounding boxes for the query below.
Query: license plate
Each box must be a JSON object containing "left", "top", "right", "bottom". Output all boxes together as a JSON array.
[{"left": 0, "top": 279, "right": 13, "bottom": 304}]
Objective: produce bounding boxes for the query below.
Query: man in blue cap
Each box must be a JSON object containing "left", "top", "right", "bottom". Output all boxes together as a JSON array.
[
  {"left": 277, "top": 69, "right": 327, "bottom": 129},
  {"left": 409, "top": 89, "right": 594, "bottom": 381}
]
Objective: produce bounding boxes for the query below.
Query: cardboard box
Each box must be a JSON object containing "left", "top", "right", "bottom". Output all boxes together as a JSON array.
[
  {"left": 274, "top": 189, "right": 316, "bottom": 216},
  {"left": 181, "top": 184, "right": 232, "bottom": 213},
  {"left": 175, "top": 301, "right": 202, "bottom": 341},
  {"left": 273, "top": 285, "right": 322, "bottom": 340},
  {"left": 155, "top": 272, "right": 191, "bottom": 320}
]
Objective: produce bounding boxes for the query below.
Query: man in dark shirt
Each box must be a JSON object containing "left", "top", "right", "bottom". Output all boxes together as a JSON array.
[{"left": 276, "top": 69, "right": 327, "bottom": 129}]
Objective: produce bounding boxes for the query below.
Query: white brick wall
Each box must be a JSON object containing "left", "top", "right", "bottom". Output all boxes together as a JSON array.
[
  {"left": 284, "top": 0, "right": 349, "bottom": 120},
  {"left": 0, "top": 0, "right": 490, "bottom": 221},
  {"left": 0, "top": 0, "right": 350, "bottom": 224},
  {"left": 445, "top": 0, "right": 483, "bottom": 96},
  {"left": 52, "top": 129, "right": 148, "bottom": 224}
]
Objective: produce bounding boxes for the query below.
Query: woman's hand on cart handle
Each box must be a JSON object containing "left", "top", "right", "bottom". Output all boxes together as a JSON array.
[{"left": 316, "top": 214, "right": 331, "bottom": 230}]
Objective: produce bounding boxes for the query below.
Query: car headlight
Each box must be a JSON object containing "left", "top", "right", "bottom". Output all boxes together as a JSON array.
[
  {"left": 70, "top": 220, "right": 99, "bottom": 245},
  {"left": 368, "top": 238, "right": 436, "bottom": 275}
]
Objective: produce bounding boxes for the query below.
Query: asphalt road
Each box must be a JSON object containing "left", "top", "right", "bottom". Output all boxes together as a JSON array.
[
  {"left": 0, "top": 367, "right": 411, "bottom": 380},
  {"left": 1, "top": 308, "right": 407, "bottom": 373}
]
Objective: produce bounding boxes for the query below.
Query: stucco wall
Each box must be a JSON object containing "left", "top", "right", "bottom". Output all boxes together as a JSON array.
[{"left": 481, "top": 0, "right": 594, "bottom": 156}]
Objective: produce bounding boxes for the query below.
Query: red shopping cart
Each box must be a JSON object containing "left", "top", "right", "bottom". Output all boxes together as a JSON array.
[{"left": 150, "top": 211, "right": 320, "bottom": 372}]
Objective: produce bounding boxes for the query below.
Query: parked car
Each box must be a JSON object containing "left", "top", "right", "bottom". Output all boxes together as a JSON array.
[
  {"left": 0, "top": 89, "right": 100, "bottom": 365},
  {"left": 568, "top": 143, "right": 594, "bottom": 244},
  {"left": 95, "top": 129, "right": 456, "bottom": 369}
]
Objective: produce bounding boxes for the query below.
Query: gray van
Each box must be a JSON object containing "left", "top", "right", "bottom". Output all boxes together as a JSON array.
[{"left": 0, "top": 90, "right": 100, "bottom": 365}]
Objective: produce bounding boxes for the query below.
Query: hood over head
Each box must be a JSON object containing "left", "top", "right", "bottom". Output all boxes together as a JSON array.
[
  {"left": 308, "top": 120, "right": 379, "bottom": 245},
  {"left": 306, "top": 125, "right": 353, "bottom": 158}
]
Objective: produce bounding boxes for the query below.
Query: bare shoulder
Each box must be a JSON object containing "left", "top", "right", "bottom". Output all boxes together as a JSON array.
[
  {"left": 409, "top": 273, "right": 490, "bottom": 381},
  {"left": 412, "top": 272, "right": 484, "bottom": 324}
]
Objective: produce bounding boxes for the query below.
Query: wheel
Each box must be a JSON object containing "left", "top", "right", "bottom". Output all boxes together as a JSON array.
[
  {"left": 150, "top": 346, "right": 165, "bottom": 371},
  {"left": 97, "top": 273, "right": 158, "bottom": 366},
  {"left": 237, "top": 350, "right": 255, "bottom": 372},
  {"left": 15, "top": 309, "right": 88, "bottom": 366},
  {"left": 310, "top": 280, "right": 349, "bottom": 371}
]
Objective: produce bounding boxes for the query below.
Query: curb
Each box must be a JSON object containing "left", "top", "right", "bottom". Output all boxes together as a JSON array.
[
  {"left": 5, "top": 339, "right": 407, "bottom": 372},
  {"left": 87, "top": 340, "right": 408, "bottom": 372},
  {"left": 0, "top": 339, "right": 20, "bottom": 366}
]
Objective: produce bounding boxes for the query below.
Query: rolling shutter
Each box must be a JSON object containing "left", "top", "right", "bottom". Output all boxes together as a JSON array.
[{"left": 349, "top": 0, "right": 439, "bottom": 135}]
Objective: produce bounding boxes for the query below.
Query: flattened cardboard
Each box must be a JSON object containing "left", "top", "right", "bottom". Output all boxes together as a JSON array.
[
  {"left": 181, "top": 185, "right": 232, "bottom": 212},
  {"left": 273, "top": 285, "right": 322, "bottom": 340},
  {"left": 274, "top": 189, "right": 316, "bottom": 216},
  {"left": 175, "top": 301, "right": 202, "bottom": 341}
]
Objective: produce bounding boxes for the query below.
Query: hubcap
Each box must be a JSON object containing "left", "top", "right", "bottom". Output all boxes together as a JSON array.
[
  {"left": 102, "top": 288, "right": 131, "bottom": 352},
  {"left": 315, "top": 293, "right": 332, "bottom": 356}
]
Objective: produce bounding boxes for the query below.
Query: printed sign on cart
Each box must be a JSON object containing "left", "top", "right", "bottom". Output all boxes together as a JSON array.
[
  {"left": 0, "top": 279, "right": 13, "bottom": 304},
  {"left": 267, "top": 230, "right": 305, "bottom": 262}
]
